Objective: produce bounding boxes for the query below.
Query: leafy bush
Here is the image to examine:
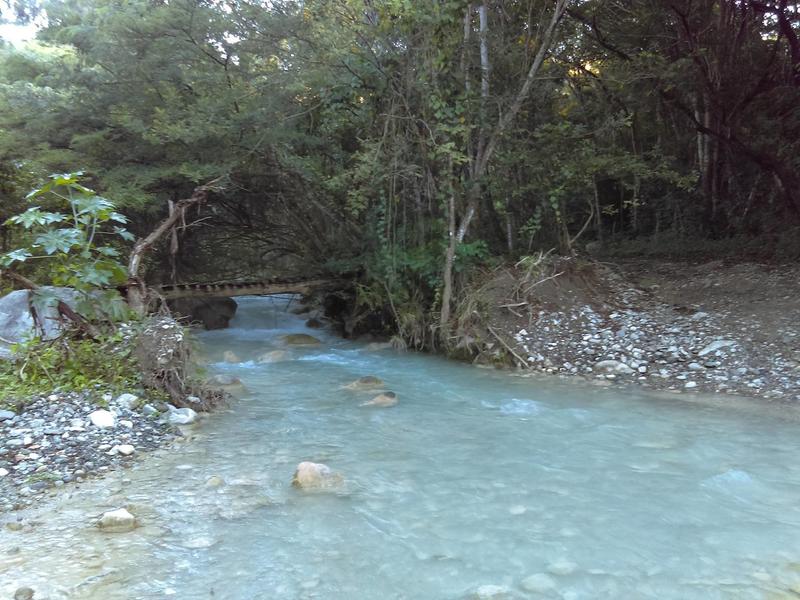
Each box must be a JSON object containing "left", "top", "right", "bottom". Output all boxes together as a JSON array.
[{"left": 0, "top": 171, "right": 133, "bottom": 322}]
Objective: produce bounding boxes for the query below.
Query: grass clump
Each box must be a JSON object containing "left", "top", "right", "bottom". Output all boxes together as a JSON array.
[{"left": 0, "top": 330, "right": 141, "bottom": 408}]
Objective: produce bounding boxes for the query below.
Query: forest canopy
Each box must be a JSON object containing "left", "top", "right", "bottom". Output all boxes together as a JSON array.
[{"left": 0, "top": 0, "right": 798, "bottom": 339}]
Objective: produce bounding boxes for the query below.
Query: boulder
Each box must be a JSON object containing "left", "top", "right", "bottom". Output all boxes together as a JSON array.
[
  {"left": 97, "top": 507, "right": 137, "bottom": 532},
  {"left": 343, "top": 375, "right": 384, "bottom": 391},
  {"left": 283, "top": 333, "right": 321, "bottom": 346},
  {"left": 223, "top": 350, "right": 240, "bottom": 363},
  {"left": 170, "top": 296, "right": 238, "bottom": 330},
  {"left": 0, "top": 287, "right": 85, "bottom": 359},
  {"left": 257, "top": 350, "right": 289, "bottom": 363},
  {"left": 291, "top": 461, "right": 343, "bottom": 490},
  {"left": 361, "top": 391, "right": 398, "bottom": 407}
]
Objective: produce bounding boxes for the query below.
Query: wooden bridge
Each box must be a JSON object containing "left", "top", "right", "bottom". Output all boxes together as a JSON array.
[{"left": 153, "top": 277, "right": 345, "bottom": 300}]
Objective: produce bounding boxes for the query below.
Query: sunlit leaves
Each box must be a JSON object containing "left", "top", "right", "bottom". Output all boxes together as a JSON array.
[{"left": 1, "top": 172, "right": 133, "bottom": 321}]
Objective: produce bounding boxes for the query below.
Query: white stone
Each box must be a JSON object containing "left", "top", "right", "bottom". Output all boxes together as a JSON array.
[
  {"left": 115, "top": 393, "right": 138, "bottom": 408},
  {"left": 593, "top": 360, "right": 635, "bottom": 375},
  {"left": 685, "top": 381, "right": 697, "bottom": 389},
  {"left": 97, "top": 508, "right": 137, "bottom": 532},
  {"left": 22, "top": 435, "right": 33, "bottom": 446},
  {"left": 168, "top": 407, "right": 197, "bottom": 425},
  {"left": 119, "top": 419, "right": 133, "bottom": 428},
  {"left": 521, "top": 573, "right": 557, "bottom": 593},
  {"left": 698, "top": 340, "right": 737, "bottom": 356},
  {"left": 89, "top": 409, "right": 116, "bottom": 428},
  {"left": 0, "top": 468, "right": 8, "bottom": 477},
  {"left": 117, "top": 444, "right": 135, "bottom": 456}
]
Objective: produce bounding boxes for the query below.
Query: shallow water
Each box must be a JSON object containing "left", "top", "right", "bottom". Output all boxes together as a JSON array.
[{"left": 3, "top": 296, "right": 800, "bottom": 599}]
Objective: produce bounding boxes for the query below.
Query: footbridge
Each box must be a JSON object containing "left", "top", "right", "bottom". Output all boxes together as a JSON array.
[{"left": 153, "top": 277, "right": 346, "bottom": 300}]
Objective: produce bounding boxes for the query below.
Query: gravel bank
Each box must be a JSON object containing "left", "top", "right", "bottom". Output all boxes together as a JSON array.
[
  {"left": 493, "top": 259, "right": 800, "bottom": 400},
  {"left": 0, "top": 391, "right": 197, "bottom": 512}
]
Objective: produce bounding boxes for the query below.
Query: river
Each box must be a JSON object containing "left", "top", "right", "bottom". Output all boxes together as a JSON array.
[{"left": 2, "top": 295, "right": 800, "bottom": 599}]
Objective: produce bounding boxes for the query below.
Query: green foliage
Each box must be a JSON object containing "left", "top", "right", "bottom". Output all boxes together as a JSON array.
[
  {"left": 1, "top": 171, "right": 132, "bottom": 321},
  {"left": 0, "top": 331, "right": 140, "bottom": 405}
]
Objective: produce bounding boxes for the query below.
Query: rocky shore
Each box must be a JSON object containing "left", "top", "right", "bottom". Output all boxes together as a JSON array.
[
  {"left": 0, "top": 391, "right": 200, "bottom": 513},
  {"left": 495, "top": 259, "right": 800, "bottom": 401}
]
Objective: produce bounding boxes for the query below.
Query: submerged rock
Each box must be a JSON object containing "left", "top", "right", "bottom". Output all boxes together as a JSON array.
[
  {"left": 343, "top": 375, "right": 384, "bottom": 390},
  {"left": 365, "top": 341, "right": 393, "bottom": 352},
  {"left": 520, "top": 573, "right": 556, "bottom": 593},
  {"left": 13, "top": 588, "right": 34, "bottom": 600},
  {"left": 305, "top": 318, "right": 323, "bottom": 329},
  {"left": 223, "top": 350, "right": 240, "bottom": 363},
  {"left": 205, "top": 475, "right": 225, "bottom": 488},
  {"left": 292, "top": 461, "right": 343, "bottom": 490},
  {"left": 257, "top": 350, "right": 289, "bottom": 363},
  {"left": 97, "top": 508, "right": 137, "bottom": 532},
  {"left": 283, "top": 333, "right": 322, "bottom": 346},
  {"left": 361, "top": 391, "right": 398, "bottom": 407}
]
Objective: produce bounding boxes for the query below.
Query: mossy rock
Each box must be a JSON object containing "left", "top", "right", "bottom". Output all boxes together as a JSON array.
[{"left": 283, "top": 334, "right": 322, "bottom": 346}]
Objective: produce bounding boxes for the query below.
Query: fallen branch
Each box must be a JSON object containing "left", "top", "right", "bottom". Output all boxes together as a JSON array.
[
  {"left": 0, "top": 270, "right": 99, "bottom": 339},
  {"left": 487, "top": 325, "right": 531, "bottom": 369},
  {"left": 126, "top": 177, "right": 224, "bottom": 314}
]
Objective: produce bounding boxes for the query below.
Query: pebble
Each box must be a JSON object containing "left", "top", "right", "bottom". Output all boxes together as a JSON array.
[
  {"left": 0, "top": 409, "right": 16, "bottom": 421},
  {"left": 97, "top": 507, "right": 137, "bottom": 532}
]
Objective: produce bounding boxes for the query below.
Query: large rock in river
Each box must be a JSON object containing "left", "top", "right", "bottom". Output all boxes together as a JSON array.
[
  {"left": 292, "top": 461, "right": 343, "bottom": 490},
  {"left": 170, "top": 297, "right": 238, "bottom": 330}
]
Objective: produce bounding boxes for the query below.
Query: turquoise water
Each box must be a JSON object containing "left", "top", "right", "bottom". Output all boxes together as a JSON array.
[{"left": 3, "top": 295, "right": 800, "bottom": 599}]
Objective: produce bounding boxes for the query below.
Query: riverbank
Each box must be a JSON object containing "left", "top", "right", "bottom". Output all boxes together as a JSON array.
[
  {"left": 473, "top": 257, "right": 799, "bottom": 402},
  {"left": 0, "top": 391, "right": 203, "bottom": 513}
]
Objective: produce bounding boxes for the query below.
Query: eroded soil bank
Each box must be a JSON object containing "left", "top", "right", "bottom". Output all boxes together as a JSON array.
[{"left": 462, "top": 258, "right": 799, "bottom": 402}]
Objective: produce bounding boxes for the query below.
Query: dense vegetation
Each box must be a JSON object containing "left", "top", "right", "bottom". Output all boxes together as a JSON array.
[{"left": 1, "top": 0, "right": 798, "bottom": 348}]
